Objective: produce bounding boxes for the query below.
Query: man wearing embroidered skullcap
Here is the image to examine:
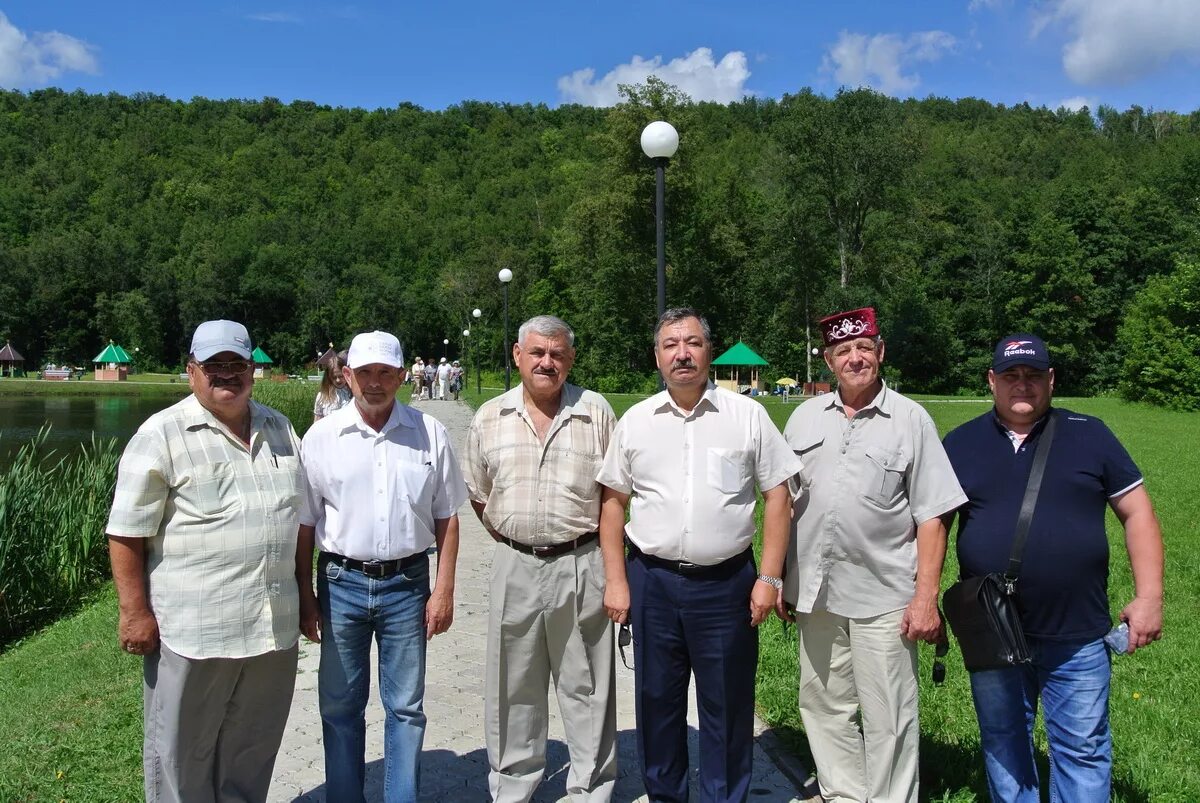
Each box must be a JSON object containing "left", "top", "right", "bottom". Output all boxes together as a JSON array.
[{"left": 779, "top": 307, "right": 967, "bottom": 803}]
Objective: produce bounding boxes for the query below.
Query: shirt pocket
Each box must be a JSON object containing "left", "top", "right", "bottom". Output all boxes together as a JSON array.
[
  {"left": 394, "top": 461, "right": 436, "bottom": 510},
  {"left": 186, "top": 462, "right": 241, "bottom": 519},
  {"left": 863, "top": 445, "right": 907, "bottom": 506},
  {"left": 707, "top": 448, "right": 750, "bottom": 494}
]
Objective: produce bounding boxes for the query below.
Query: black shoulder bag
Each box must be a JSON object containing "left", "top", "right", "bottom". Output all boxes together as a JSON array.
[{"left": 943, "top": 411, "right": 1057, "bottom": 672}]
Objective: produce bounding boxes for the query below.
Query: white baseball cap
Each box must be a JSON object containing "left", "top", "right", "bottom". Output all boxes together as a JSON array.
[
  {"left": 190, "top": 320, "right": 252, "bottom": 362},
  {"left": 347, "top": 331, "right": 405, "bottom": 369}
]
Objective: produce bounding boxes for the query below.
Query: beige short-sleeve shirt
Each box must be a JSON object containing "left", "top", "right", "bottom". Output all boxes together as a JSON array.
[
  {"left": 598, "top": 383, "right": 803, "bottom": 565},
  {"left": 465, "top": 384, "right": 615, "bottom": 545},
  {"left": 782, "top": 382, "right": 967, "bottom": 618},
  {"left": 105, "top": 395, "right": 303, "bottom": 659}
]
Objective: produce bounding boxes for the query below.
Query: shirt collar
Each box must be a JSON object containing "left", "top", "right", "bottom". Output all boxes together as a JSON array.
[
  {"left": 335, "top": 398, "right": 414, "bottom": 436},
  {"left": 652, "top": 381, "right": 720, "bottom": 418},
  {"left": 989, "top": 406, "right": 1054, "bottom": 440},
  {"left": 499, "top": 382, "right": 589, "bottom": 422},
  {"left": 182, "top": 394, "right": 267, "bottom": 428},
  {"left": 827, "top": 380, "right": 892, "bottom": 416}
]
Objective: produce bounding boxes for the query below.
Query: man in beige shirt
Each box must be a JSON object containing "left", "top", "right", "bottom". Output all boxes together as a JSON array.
[
  {"left": 598, "top": 308, "right": 801, "bottom": 803},
  {"left": 780, "top": 307, "right": 967, "bottom": 803},
  {"left": 106, "top": 319, "right": 305, "bottom": 803},
  {"left": 465, "top": 315, "right": 618, "bottom": 803}
]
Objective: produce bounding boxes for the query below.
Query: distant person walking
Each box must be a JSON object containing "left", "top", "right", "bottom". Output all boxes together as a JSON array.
[
  {"left": 313, "top": 349, "right": 353, "bottom": 423},
  {"left": 436, "top": 357, "right": 451, "bottom": 401},
  {"left": 450, "top": 360, "right": 464, "bottom": 400},
  {"left": 298, "top": 330, "right": 467, "bottom": 802},
  {"left": 106, "top": 319, "right": 305, "bottom": 803}
]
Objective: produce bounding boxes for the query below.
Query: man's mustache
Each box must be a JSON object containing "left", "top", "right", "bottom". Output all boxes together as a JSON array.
[
  {"left": 671, "top": 359, "right": 697, "bottom": 370},
  {"left": 533, "top": 368, "right": 558, "bottom": 376}
]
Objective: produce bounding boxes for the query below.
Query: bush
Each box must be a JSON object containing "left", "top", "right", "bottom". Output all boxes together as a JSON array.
[{"left": 1117, "top": 261, "right": 1200, "bottom": 411}]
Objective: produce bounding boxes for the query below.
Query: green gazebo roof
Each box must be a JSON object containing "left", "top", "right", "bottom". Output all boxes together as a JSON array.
[
  {"left": 92, "top": 342, "right": 132, "bottom": 363},
  {"left": 711, "top": 341, "right": 768, "bottom": 367},
  {"left": 251, "top": 346, "right": 273, "bottom": 364}
]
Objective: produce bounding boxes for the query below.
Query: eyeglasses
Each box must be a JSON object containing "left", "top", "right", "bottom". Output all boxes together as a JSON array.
[
  {"left": 196, "top": 360, "right": 251, "bottom": 376},
  {"left": 618, "top": 624, "right": 633, "bottom": 669}
]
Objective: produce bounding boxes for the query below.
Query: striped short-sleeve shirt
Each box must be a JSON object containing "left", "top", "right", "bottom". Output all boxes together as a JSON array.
[{"left": 106, "top": 394, "right": 303, "bottom": 659}]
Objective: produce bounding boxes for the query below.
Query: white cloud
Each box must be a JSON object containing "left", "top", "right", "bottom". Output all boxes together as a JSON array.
[
  {"left": 821, "top": 30, "right": 956, "bottom": 96},
  {"left": 557, "top": 47, "right": 751, "bottom": 107},
  {"left": 0, "top": 12, "right": 98, "bottom": 88},
  {"left": 1056, "top": 95, "right": 1097, "bottom": 111},
  {"left": 1034, "top": 0, "right": 1200, "bottom": 85},
  {"left": 246, "top": 12, "right": 301, "bottom": 23}
]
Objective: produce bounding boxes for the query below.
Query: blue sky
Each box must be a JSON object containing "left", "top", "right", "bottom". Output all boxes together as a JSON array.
[{"left": 2, "top": 1, "right": 1198, "bottom": 112}]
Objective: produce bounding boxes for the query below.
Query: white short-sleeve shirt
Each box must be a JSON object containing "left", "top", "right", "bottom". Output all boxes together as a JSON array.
[
  {"left": 300, "top": 400, "right": 468, "bottom": 561},
  {"left": 597, "top": 383, "right": 803, "bottom": 565}
]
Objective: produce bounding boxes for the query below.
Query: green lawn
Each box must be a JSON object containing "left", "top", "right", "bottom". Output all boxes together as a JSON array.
[{"left": 1, "top": 389, "right": 1193, "bottom": 801}]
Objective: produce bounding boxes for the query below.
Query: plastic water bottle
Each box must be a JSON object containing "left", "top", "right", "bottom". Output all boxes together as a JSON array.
[{"left": 1104, "top": 622, "right": 1130, "bottom": 654}]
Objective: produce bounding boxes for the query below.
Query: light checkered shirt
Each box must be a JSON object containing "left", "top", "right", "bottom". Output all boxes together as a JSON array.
[
  {"left": 106, "top": 395, "right": 303, "bottom": 659},
  {"left": 465, "top": 383, "right": 615, "bottom": 545}
]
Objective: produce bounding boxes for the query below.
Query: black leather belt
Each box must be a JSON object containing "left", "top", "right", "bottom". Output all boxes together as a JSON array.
[
  {"left": 321, "top": 551, "right": 425, "bottom": 579},
  {"left": 490, "top": 531, "right": 599, "bottom": 558},
  {"left": 629, "top": 543, "right": 752, "bottom": 578}
]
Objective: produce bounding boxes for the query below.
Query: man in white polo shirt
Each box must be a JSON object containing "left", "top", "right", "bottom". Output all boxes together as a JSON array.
[
  {"left": 106, "top": 319, "right": 304, "bottom": 803},
  {"left": 298, "top": 330, "right": 467, "bottom": 803},
  {"left": 597, "top": 307, "right": 801, "bottom": 803}
]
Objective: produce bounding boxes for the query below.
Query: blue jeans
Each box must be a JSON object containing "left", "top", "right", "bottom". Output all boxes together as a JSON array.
[
  {"left": 318, "top": 554, "right": 430, "bottom": 803},
  {"left": 969, "top": 636, "right": 1111, "bottom": 803}
]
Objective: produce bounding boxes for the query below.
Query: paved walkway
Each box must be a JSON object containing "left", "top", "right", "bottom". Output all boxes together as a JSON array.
[{"left": 269, "top": 397, "right": 816, "bottom": 802}]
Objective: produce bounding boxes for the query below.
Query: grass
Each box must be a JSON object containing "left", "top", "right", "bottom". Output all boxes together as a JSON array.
[
  {"left": 0, "top": 387, "right": 1193, "bottom": 800},
  {"left": 0, "top": 376, "right": 189, "bottom": 397},
  {"left": 0, "top": 428, "right": 121, "bottom": 648}
]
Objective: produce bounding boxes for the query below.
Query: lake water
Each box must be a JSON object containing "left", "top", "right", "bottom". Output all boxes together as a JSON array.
[{"left": 0, "top": 395, "right": 182, "bottom": 468}]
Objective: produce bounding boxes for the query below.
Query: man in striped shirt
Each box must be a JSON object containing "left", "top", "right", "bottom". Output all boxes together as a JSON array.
[
  {"left": 465, "top": 314, "right": 618, "bottom": 803},
  {"left": 106, "top": 319, "right": 305, "bottom": 803}
]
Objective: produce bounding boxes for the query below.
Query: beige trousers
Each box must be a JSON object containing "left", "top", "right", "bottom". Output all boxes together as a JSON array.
[
  {"left": 485, "top": 539, "right": 617, "bottom": 803},
  {"left": 797, "top": 608, "right": 918, "bottom": 803}
]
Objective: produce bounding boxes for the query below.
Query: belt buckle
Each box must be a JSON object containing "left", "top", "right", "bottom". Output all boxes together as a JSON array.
[
  {"left": 361, "top": 560, "right": 386, "bottom": 578},
  {"left": 677, "top": 561, "right": 699, "bottom": 573},
  {"left": 532, "top": 544, "right": 556, "bottom": 557}
]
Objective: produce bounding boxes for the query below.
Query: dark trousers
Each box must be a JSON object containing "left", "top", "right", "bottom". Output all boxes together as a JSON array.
[{"left": 627, "top": 549, "right": 758, "bottom": 803}]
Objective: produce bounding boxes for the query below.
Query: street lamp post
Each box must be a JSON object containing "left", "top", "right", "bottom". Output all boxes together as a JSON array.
[
  {"left": 461, "top": 328, "right": 470, "bottom": 400},
  {"left": 640, "top": 121, "right": 679, "bottom": 322},
  {"left": 472, "top": 308, "right": 483, "bottom": 394},
  {"left": 498, "top": 269, "right": 513, "bottom": 390},
  {"left": 443, "top": 338, "right": 449, "bottom": 359}
]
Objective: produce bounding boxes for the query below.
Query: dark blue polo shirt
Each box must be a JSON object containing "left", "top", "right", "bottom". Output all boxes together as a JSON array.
[{"left": 942, "top": 407, "right": 1142, "bottom": 641}]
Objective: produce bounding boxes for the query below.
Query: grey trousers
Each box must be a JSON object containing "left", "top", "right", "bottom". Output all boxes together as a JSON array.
[
  {"left": 485, "top": 539, "right": 617, "bottom": 803},
  {"left": 143, "top": 642, "right": 299, "bottom": 803}
]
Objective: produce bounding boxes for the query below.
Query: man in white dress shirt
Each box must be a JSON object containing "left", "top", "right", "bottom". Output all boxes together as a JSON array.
[
  {"left": 597, "top": 308, "right": 802, "bottom": 803},
  {"left": 298, "top": 330, "right": 467, "bottom": 803}
]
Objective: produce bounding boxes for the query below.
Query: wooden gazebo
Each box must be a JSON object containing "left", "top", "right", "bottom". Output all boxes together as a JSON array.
[
  {"left": 252, "top": 346, "right": 273, "bottom": 378},
  {"left": 93, "top": 341, "right": 132, "bottom": 381},
  {"left": 711, "top": 341, "right": 769, "bottom": 394},
  {"left": 0, "top": 341, "right": 24, "bottom": 377}
]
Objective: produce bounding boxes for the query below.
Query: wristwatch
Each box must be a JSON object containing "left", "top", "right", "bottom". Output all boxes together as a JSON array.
[{"left": 757, "top": 574, "right": 783, "bottom": 591}]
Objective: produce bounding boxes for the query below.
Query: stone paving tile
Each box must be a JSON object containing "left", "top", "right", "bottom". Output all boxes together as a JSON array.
[{"left": 269, "top": 396, "right": 816, "bottom": 802}]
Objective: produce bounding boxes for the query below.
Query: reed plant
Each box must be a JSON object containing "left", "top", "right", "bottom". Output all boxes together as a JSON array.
[
  {"left": 0, "top": 427, "right": 119, "bottom": 647},
  {"left": 252, "top": 379, "right": 321, "bottom": 437}
]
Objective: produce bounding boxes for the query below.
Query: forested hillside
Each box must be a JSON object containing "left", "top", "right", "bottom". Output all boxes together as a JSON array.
[{"left": 2, "top": 80, "right": 1198, "bottom": 400}]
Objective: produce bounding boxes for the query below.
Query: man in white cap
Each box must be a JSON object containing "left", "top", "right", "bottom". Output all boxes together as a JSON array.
[
  {"left": 298, "top": 330, "right": 468, "bottom": 803},
  {"left": 436, "top": 356, "right": 452, "bottom": 401},
  {"left": 106, "top": 319, "right": 305, "bottom": 802}
]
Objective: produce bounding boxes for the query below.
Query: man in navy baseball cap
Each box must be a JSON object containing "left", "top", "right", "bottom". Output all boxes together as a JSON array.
[{"left": 992, "top": 334, "right": 1049, "bottom": 373}]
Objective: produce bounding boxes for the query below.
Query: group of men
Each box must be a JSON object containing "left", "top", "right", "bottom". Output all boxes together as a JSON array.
[{"left": 108, "top": 305, "right": 1163, "bottom": 803}]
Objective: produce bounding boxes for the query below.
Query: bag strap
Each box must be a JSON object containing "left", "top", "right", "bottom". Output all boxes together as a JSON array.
[{"left": 1005, "top": 410, "right": 1058, "bottom": 582}]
